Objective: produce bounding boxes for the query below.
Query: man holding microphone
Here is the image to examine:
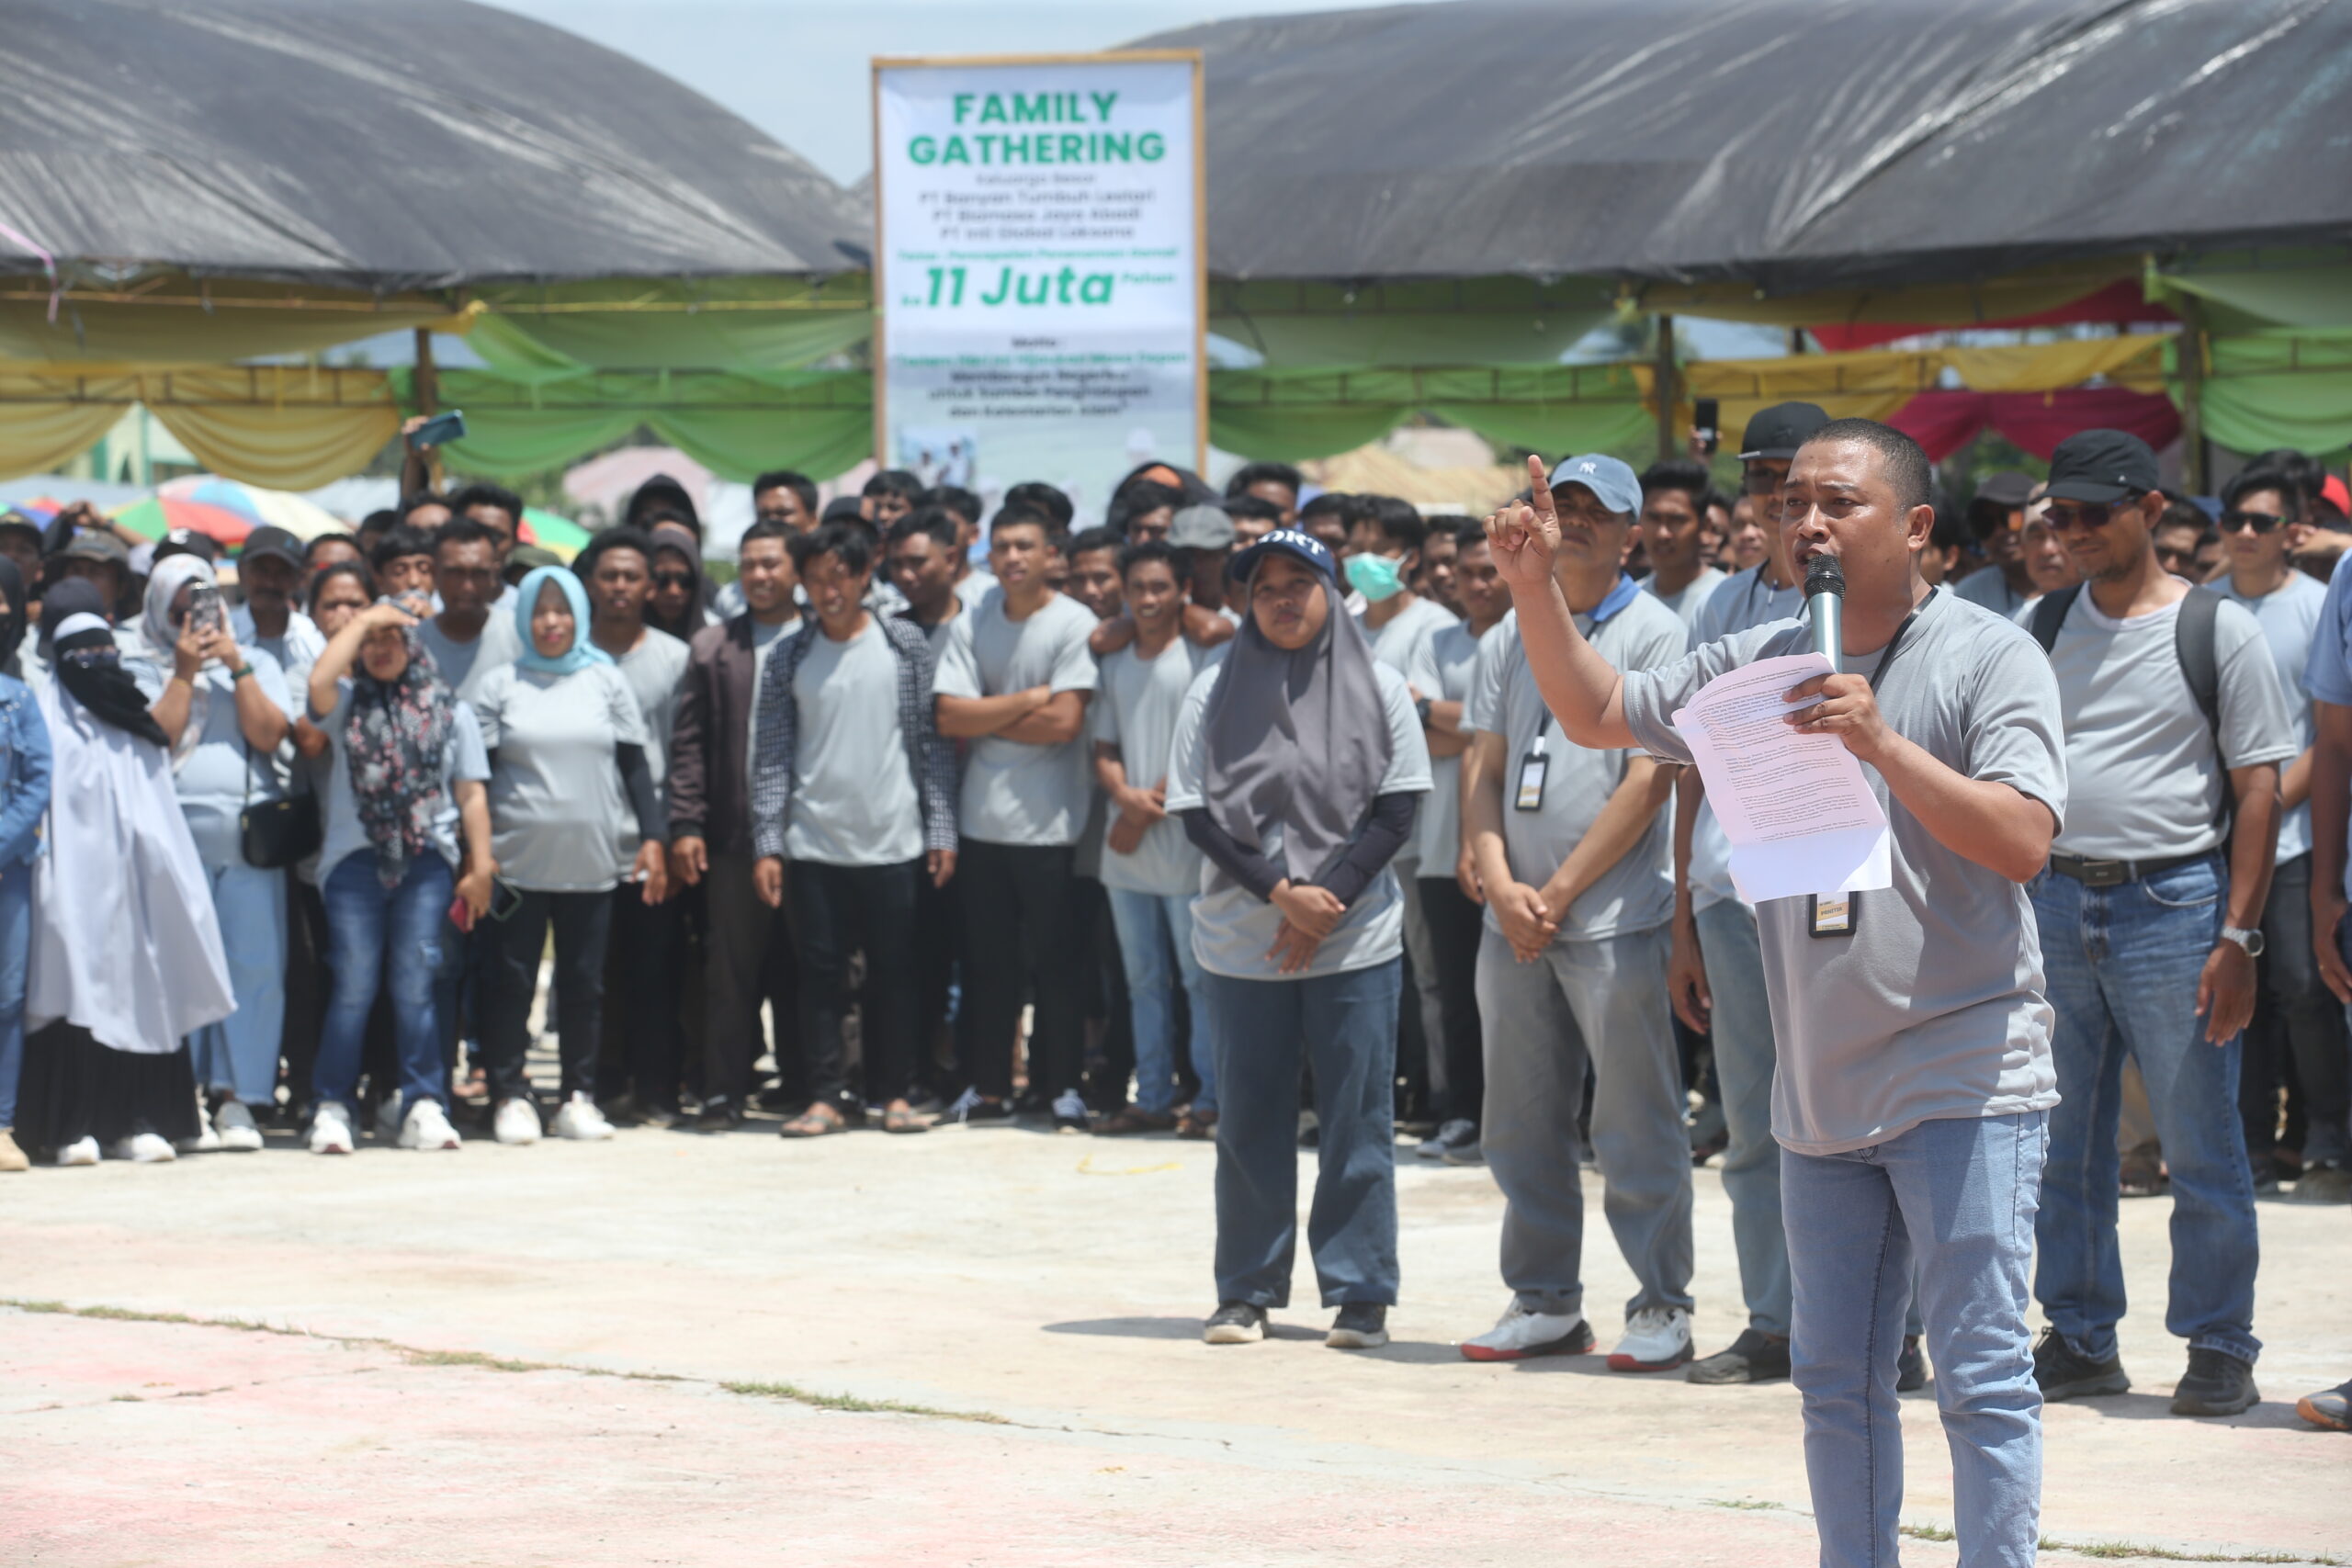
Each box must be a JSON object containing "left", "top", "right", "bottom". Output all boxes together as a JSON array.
[{"left": 1487, "top": 419, "right": 2064, "bottom": 1568}]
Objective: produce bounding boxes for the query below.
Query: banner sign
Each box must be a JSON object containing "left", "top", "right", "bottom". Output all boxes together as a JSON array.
[{"left": 873, "top": 52, "right": 1204, "bottom": 521}]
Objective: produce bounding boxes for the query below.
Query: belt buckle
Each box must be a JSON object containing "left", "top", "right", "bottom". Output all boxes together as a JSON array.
[{"left": 2079, "top": 859, "right": 2129, "bottom": 888}]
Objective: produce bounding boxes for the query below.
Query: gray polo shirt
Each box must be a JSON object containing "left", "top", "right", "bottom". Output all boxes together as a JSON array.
[
  {"left": 610, "top": 627, "right": 691, "bottom": 812},
  {"left": 932, "top": 586, "right": 1100, "bottom": 847},
  {"left": 1645, "top": 565, "right": 1725, "bottom": 631},
  {"left": 1469, "top": 592, "right": 1684, "bottom": 942},
  {"left": 2218, "top": 571, "right": 2324, "bottom": 864},
  {"left": 785, "top": 619, "right": 922, "bottom": 867},
  {"left": 472, "top": 661, "right": 650, "bottom": 892},
  {"left": 1165, "top": 660, "right": 1431, "bottom": 981},
  {"left": 2045, "top": 589, "right": 2297, "bottom": 862},
  {"left": 1622, "top": 589, "right": 2067, "bottom": 1156},
  {"left": 417, "top": 612, "right": 523, "bottom": 711},
  {"left": 1408, "top": 620, "right": 1487, "bottom": 873},
  {"left": 1091, "top": 637, "right": 1222, "bottom": 896}
]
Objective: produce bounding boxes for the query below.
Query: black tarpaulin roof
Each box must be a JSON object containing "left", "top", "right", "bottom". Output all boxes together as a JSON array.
[
  {"left": 1134, "top": 0, "right": 2352, "bottom": 291},
  {"left": 0, "top": 0, "right": 869, "bottom": 289}
]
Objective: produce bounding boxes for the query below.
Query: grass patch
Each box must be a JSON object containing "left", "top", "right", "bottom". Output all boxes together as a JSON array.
[
  {"left": 2038, "top": 1543, "right": 2342, "bottom": 1566},
  {"left": 4, "top": 1296, "right": 1007, "bottom": 1429},
  {"left": 1903, "top": 1524, "right": 1958, "bottom": 1543},
  {"left": 1707, "top": 1499, "right": 1787, "bottom": 1511},
  {"left": 719, "top": 1381, "right": 1007, "bottom": 1425}
]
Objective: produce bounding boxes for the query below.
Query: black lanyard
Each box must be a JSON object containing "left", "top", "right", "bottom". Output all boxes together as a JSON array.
[{"left": 1864, "top": 587, "right": 1938, "bottom": 694}]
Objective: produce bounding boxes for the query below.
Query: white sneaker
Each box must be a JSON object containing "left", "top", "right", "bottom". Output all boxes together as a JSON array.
[
  {"left": 213, "top": 1100, "right": 264, "bottom": 1153},
  {"left": 111, "top": 1133, "right": 177, "bottom": 1164},
  {"left": 375, "top": 1096, "right": 405, "bottom": 1142},
  {"left": 398, "top": 1099, "right": 464, "bottom": 1151},
  {"left": 493, "top": 1098, "right": 542, "bottom": 1145},
  {"left": 1461, "top": 1301, "right": 1596, "bottom": 1362},
  {"left": 550, "top": 1092, "right": 614, "bottom": 1141},
  {"left": 1608, "top": 1306, "right": 1695, "bottom": 1372},
  {"left": 55, "top": 1135, "right": 100, "bottom": 1167},
  {"left": 176, "top": 1100, "right": 222, "bottom": 1154},
  {"left": 309, "top": 1101, "right": 356, "bottom": 1156}
]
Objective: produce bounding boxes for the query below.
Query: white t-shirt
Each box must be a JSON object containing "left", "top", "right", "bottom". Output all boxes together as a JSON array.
[
  {"left": 2218, "top": 571, "right": 2325, "bottom": 863},
  {"left": 931, "top": 587, "right": 1100, "bottom": 847},
  {"left": 1091, "top": 637, "right": 1222, "bottom": 895},
  {"left": 1164, "top": 660, "right": 1432, "bottom": 981}
]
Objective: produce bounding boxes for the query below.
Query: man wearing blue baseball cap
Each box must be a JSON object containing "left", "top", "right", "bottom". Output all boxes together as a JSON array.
[{"left": 1454, "top": 454, "right": 1698, "bottom": 1370}]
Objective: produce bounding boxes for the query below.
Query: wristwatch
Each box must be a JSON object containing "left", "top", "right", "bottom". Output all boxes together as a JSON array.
[
  {"left": 1415, "top": 695, "right": 1434, "bottom": 727},
  {"left": 2221, "top": 925, "right": 2266, "bottom": 957}
]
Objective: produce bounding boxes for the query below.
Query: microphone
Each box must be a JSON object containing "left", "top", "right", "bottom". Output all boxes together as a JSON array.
[{"left": 1805, "top": 554, "right": 1846, "bottom": 675}]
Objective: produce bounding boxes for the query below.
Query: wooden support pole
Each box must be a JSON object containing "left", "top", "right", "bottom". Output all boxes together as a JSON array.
[
  {"left": 412, "top": 326, "right": 443, "bottom": 491},
  {"left": 2174, "top": 301, "right": 2210, "bottom": 494},
  {"left": 1654, "top": 313, "right": 1678, "bottom": 463}
]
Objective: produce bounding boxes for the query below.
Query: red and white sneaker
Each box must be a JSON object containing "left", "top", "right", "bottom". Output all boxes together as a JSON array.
[
  {"left": 1608, "top": 1307, "right": 1693, "bottom": 1371},
  {"left": 1461, "top": 1302, "right": 1596, "bottom": 1362}
]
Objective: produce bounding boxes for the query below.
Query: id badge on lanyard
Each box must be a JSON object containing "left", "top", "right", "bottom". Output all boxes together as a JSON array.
[
  {"left": 1804, "top": 588, "right": 1935, "bottom": 940},
  {"left": 1515, "top": 729, "right": 1548, "bottom": 811}
]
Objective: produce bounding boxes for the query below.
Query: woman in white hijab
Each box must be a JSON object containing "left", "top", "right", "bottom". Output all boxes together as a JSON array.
[
  {"left": 16, "top": 581, "right": 234, "bottom": 1164},
  {"left": 130, "top": 553, "right": 296, "bottom": 1153},
  {"left": 1160, "top": 529, "right": 1430, "bottom": 1352}
]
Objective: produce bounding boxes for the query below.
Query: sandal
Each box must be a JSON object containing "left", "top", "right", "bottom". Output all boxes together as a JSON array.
[
  {"left": 1176, "top": 1109, "right": 1217, "bottom": 1141},
  {"left": 778, "top": 1104, "right": 847, "bottom": 1139},
  {"left": 883, "top": 1106, "right": 928, "bottom": 1135},
  {"left": 1093, "top": 1108, "right": 1177, "bottom": 1136}
]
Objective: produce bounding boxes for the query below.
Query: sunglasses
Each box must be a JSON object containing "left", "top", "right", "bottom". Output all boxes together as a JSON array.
[
  {"left": 650, "top": 570, "right": 695, "bottom": 589},
  {"left": 2043, "top": 502, "right": 2116, "bottom": 532},
  {"left": 2219, "top": 509, "right": 2289, "bottom": 536}
]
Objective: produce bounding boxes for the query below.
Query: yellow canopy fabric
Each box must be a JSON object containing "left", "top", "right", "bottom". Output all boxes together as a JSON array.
[
  {"left": 0, "top": 276, "right": 471, "bottom": 365},
  {"left": 0, "top": 362, "right": 401, "bottom": 489}
]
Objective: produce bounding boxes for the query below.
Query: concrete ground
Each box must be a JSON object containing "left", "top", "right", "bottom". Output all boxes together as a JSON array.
[{"left": 3, "top": 1117, "right": 2346, "bottom": 1567}]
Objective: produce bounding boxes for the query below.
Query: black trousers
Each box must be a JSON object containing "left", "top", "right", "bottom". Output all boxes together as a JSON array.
[
  {"left": 1080, "top": 877, "right": 1136, "bottom": 1111},
  {"left": 601, "top": 884, "right": 685, "bottom": 1110},
  {"left": 911, "top": 865, "right": 959, "bottom": 1095},
  {"left": 956, "top": 839, "right": 1086, "bottom": 1100},
  {"left": 701, "top": 852, "right": 799, "bottom": 1109},
  {"left": 1417, "top": 875, "right": 1487, "bottom": 1126},
  {"left": 281, "top": 872, "right": 330, "bottom": 1111},
  {"left": 790, "top": 859, "right": 922, "bottom": 1108},
  {"left": 482, "top": 887, "right": 613, "bottom": 1102}
]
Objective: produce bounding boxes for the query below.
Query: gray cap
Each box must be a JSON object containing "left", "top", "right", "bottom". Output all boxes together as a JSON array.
[
  {"left": 1168, "top": 503, "right": 1236, "bottom": 551},
  {"left": 58, "top": 529, "right": 130, "bottom": 567},
  {"left": 1547, "top": 453, "right": 1643, "bottom": 518}
]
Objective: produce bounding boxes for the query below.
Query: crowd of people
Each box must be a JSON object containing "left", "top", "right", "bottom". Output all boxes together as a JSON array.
[{"left": 0, "top": 412, "right": 2346, "bottom": 1456}]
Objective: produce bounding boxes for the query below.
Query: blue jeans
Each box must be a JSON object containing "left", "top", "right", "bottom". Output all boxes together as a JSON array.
[
  {"left": 0, "top": 860, "right": 30, "bottom": 1128},
  {"left": 1105, "top": 887, "right": 1216, "bottom": 1115},
  {"left": 1694, "top": 898, "right": 1792, "bottom": 1337},
  {"left": 187, "top": 858, "right": 288, "bottom": 1104},
  {"left": 319, "top": 851, "right": 454, "bottom": 1114},
  {"left": 1784, "top": 1111, "right": 2048, "bottom": 1568},
  {"left": 2030, "top": 858, "right": 2262, "bottom": 1365},
  {"left": 1204, "top": 959, "right": 1400, "bottom": 1308}
]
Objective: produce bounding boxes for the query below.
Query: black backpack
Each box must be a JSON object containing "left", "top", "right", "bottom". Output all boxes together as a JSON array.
[{"left": 2029, "top": 582, "right": 2225, "bottom": 823}]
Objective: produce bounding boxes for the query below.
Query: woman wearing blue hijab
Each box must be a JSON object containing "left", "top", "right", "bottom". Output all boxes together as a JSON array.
[{"left": 469, "top": 566, "right": 667, "bottom": 1145}]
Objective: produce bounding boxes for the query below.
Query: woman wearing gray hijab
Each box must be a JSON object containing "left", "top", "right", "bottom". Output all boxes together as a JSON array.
[{"left": 1162, "top": 529, "right": 1431, "bottom": 1350}]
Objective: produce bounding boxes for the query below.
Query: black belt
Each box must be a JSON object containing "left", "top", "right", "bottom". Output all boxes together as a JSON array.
[{"left": 2047, "top": 850, "right": 2215, "bottom": 888}]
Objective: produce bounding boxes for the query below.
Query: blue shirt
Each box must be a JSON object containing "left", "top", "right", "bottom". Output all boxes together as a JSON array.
[
  {"left": 131, "top": 651, "right": 296, "bottom": 867},
  {"left": 0, "top": 672, "right": 52, "bottom": 868}
]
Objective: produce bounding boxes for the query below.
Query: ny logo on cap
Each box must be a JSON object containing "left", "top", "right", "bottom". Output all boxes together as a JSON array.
[{"left": 1576, "top": 461, "right": 1598, "bottom": 476}]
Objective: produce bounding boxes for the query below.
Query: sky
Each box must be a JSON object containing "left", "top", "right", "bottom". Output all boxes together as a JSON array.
[{"left": 483, "top": 0, "right": 1444, "bottom": 187}]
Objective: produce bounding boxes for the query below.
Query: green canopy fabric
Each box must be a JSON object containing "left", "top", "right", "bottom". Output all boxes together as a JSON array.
[
  {"left": 2177, "top": 330, "right": 2352, "bottom": 460},
  {"left": 2150, "top": 250, "right": 2352, "bottom": 334},
  {"left": 1208, "top": 364, "right": 1650, "bottom": 460},
  {"left": 468, "top": 276, "right": 876, "bottom": 378}
]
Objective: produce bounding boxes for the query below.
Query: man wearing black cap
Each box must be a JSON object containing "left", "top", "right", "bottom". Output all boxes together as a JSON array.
[
  {"left": 2025, "top": 428, "right": 2295, "bottom": 1419},
  {"left": 232, "top": 525, "right": 326, "bottom": 683},
  {"left": 1952, "top": 471, "right": 2039, "bottom": 617}
]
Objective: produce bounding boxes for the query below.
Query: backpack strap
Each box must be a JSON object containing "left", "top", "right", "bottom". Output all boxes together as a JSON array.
[
  {"left": 2028, "top": 582, "right": 2084, "bottom": 655},
  {"left": 2176, "top": 587, "right": 2223, "bottom": 748}
]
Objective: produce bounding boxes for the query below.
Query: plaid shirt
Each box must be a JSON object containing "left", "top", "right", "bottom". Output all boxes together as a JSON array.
[{"left": 749, "top": 613, "right": 956, "bottom": 861}]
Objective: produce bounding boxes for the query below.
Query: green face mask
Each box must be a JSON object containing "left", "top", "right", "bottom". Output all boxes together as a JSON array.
[{"left": 1344, "top": 552, "right": 1406, "bottom": 603}]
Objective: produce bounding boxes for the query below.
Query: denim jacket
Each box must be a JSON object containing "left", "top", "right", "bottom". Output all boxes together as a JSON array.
[{"left": 0, "top": 673, "right": 52, "bottom": 868}]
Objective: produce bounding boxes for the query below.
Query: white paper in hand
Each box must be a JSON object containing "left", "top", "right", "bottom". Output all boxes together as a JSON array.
[{"left": 1670, "top": 652, "right": 1892, "bottom": 905}]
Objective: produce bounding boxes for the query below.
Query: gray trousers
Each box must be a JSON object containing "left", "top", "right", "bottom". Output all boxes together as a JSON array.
[{"left": 1476, "top": 922, "right": 1695, "bottom": 1322}]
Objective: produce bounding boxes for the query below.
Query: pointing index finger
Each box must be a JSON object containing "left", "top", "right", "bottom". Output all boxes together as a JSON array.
[{"left": 1524, "top": 454, "right": 1558, "bottom": 527}]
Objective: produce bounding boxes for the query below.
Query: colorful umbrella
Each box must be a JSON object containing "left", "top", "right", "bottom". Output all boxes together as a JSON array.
[
  {"left": 109, "top": 494, "right": 255, "bottom": 548},
  {"left": 160, "top": 476, "right": 347, "bottom": 540},
  {"left": 519, "top": 507, "right": 590, "bottom": 562}
]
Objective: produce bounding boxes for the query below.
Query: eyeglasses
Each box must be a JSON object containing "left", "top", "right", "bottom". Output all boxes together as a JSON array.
[
  {"left": 2219, "top": 509, "right": 2289, "bottom": 536},
  {"left": 2043, "top": 502, "right": 2116, "bottom": 532},
  {"left": 1740, "top": 467, "right": 1786, "bottom": 496},
  {"left": 651, "top": 570, "right": 695, "bottom": 589}
]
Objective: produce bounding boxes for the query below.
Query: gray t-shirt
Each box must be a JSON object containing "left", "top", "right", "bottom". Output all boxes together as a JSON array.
[
  {"left": 742, "top": 614, "right": 797, "bottom": 805},
  {"left": 130, "top": 649, "right": 297, "bottom": 867},
  {"left": 315, "top": 688, "right": 491, "bottom": 885},
  {"left": 1622, "top": 590, "right": 2067, "bottom": 1156},
  {"left": 1360, "top": 595, "right": 1451, "bottom": 695},
  {"left": 1469, "top": 593, "right": 1684, "bottom": 942},
  {"left": 472, "top": 661, "right": 650, "bottom": 892},
  {"left": 2218, "top": 571, "right": 2324, "bottom": 863},
  {"left": 417, "top": 612, "right": 523, "bottom": 710},
  {"left": 1645, "top": 566, "right": 1726, "bottom": 631},
  {"left": 1687, "top": 564, "right": 1805, "bottom": 913},
  {"left": 2046, "top": 590, "right": 2298, "bottom": 861},
  {"left": 1953, "top": 565, "right": 2030, "bottom": 619},
  {"left": 1408, "top": 619, "right": 1487, "bottom": 873},
  {"left": 932, "top": 587, "right": 1100, "bottom": 847},
  {"left": 787, "top": 620, "right": 923, "bottom": 867},
  {"left": 1165, "top": 660, "right": 1432, "bottom": 981},
  {"left": 1092, "top": 637, "right": 1222, "bottom": 896},
  {"left": 610, "top": 627, "right": 691, "bottom": 812}
]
